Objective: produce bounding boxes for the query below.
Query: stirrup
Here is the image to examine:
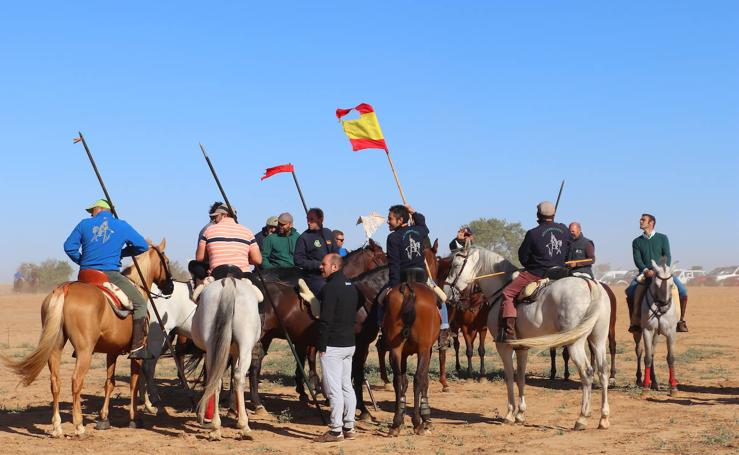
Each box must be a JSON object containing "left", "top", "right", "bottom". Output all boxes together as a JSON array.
[{"left": 129, "top": 345, "right": 153, "bottom": 360}]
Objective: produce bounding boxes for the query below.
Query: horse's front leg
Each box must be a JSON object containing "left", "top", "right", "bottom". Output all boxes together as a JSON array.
[
  {"left": 306, "top": 345, "right": 323, "bottom": 400},
  {"left": 514, "top": 349, "right": 528, "bottom": 424},
  {"left": 633, "top": 331, "right": 643, "bottom": 386},
  {"left": 250, "top": 340, "right": 268, "bottom": 415},
  {"left": 129, "top": 358, "right": 144, "bottom": 428},
  {"left": 478, "top": 328, "right": 487, "bottom": 378},
  {"left": 453, "top": 334, "right": 462, "bottom": 372},
  {"left": 294, "top": 344, "right": 309, "bottom": 402},
  {"left": 378, "top": 342, "right": 392, "bottom": 390},
  {"left": 96, "top": 353, "right": 117, "bottom": 430},
  {"left": 496, "top": 343, "right": 516, "bottom": 424},
  {"left": 464, "top": 329, "right": 474, "bottom": 378},
  {"left": 388, "top": 348, "right": 405, "bottom": 436},
  {"left": 549, "top": 348, "right": 557, "bottom": 380},
  {"left": 563, "top": 346, "right": 571, "bottom": 381},
  {"left": 140, "top": 356, "right": 159, "bottom": 414},
  {"left": 438, "top": 343, "right": 449, "bottom": 392},
  {"left": 608, "top": 329, "right": 617, "bottom": 387},
  {"left": 666, "top": 331, "right": 678, "bottom": 396},
  {"left": 352, "top": 342, "right": 372, "bottom": 421}
]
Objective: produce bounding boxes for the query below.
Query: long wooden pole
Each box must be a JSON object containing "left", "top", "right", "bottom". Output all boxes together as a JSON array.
[
  {"left": 385, "top": 149, "right": 408, "bottom": 205},
  {"left": 76, "top": 132, "right": 196, "bottom": 407},
  {"left": 198, "top": 143, "right": 326, "bottom": 425},
  {"left": 290, "top": 171, "right": 309, "bottom": 216},
  {"left": 554, "top": 180, "right": 565, "bottom": 214}
]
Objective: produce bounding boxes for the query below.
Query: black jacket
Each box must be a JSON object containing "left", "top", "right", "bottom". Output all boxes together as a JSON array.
[
  {"left": 294, "top": 227, "right": 338, "bottom": 274},
  {"left": 317, "top": 270, "right": 360, "bottom": 352},
  {"left": 386, "top": 212, "right": 430, "bottom": 287},
  {"left": 518, "top": 221, "right": 570, "bottom": 276},
  {"left": 567, "top": 234, "right": 595, "bottom": 277}
]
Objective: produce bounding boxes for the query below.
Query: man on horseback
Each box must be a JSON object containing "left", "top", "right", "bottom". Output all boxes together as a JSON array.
[
  {"left": 254, "top": 215, "right": 279, "bottom": 251},
  {"left": 499, "top": 201, "right": 570, "bottom": 342},
  {"left": 567, "top": 222, "right": 595, "bottom": 278},
  {"left": 626, "top": 213, "right": 689, "bottom": 333},
  {"left": 294, "top": 207, "right": 338, "bottom": 295},
  {"left": 385, "top": 205, "right": 450, "bottom": 340},
  {"left": 262, "top": 212, "right": 300, "bottom": 269},
  {"left": 195, "top": 205, "right": 262, "bottom": 279},
  {"left": 189, "top": 201, "right": 224, "bottom": 284},
  {"left": 63, "top": 199, "right": 151, "bottom": 359},
  {"left": 449, "top": 225, "right": 473, "bottom": 252}
]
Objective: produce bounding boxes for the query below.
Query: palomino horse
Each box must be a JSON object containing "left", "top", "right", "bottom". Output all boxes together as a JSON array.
[
  {"left": 383, "top": 252, "right": 440, "bottom": 436},
  {"left": 549, "top": 282, "right": 618, "bottom": 386},
  {"left": 247, "top": 241, "right": 387, "bottom": 413},
  {"left": 443, "top": 245, "right": 612, "bottom": 430},
  {"left": 1, "top": 240, "right": 173, "bottom": 437},
  {"left": 639, "top": 260, "right": 680, "bottom": 396},
  {"left": 190, "top": 277, "right": 262, "bottom": 440}
]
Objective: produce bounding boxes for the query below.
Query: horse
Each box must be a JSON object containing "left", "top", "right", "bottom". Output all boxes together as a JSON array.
[
  {"left": 247, "top": 241, "right": 387, "bottom": 413},
  {"left": 639, "top": 260, "right": 680, "bottom": 396},
  {"left": 190, "top": 276, "right": 262, "bottom": 440},
  {"left": 383, "top": 251, "right": 440, "bottom": 436},
  {"left": 435, "top": 255, "right": 491, "bottom": 386},
  {"left": 138, "top": 280, "right": 198, "bottom": 414},
  {"left": 0, "top": 240, "right": 173, "bottom": 437},
  {"left": 443, "top": 244, "right": 612, "bottom": 430},
  {"left": 549, "top": 282, "right": 618, "bottom": 386}
]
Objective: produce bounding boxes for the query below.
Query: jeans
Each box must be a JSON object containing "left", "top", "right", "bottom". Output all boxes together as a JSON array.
[
  {"left": 320, "top": 346, "right": 356, "bottom": 432},
  {"left": 104, "top": 270, "right": 147, "bottom": 319},
  {"left": 626, "top": 275, "right": 687, "bottom": 300}
]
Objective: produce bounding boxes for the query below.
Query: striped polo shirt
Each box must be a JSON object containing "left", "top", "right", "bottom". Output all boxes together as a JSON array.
[{"left": 198, "top": 217, "right": 257, "bottom": 272}]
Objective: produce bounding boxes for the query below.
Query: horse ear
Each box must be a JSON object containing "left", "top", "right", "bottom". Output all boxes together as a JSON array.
[
  {"left": 464, "top": 238, "right": 471, "bottom": 254},
  {"left": 158, "top": 238, "right": 167, "bottom": 251},
  {"left": 651, "top": 259, "right": 659, "bottom": 271},
  {"left": 432, "top": 238, "right": 439, "bottom": 254},
  {"left": 658, "top": 255, "right": 667, "bottom": 267}
]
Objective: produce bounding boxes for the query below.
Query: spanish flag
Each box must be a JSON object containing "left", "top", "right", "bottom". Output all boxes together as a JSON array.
[{"left": 336, "top": 103, "right": 387, "bottom": 152}]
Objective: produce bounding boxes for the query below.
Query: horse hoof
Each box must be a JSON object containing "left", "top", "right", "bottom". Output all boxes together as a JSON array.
[
  {"left": 144, "top": 404, "right": 158, "bottom": 415},
  {"left": 598, "top": 417, "right": 610, "bottom": 430},
  {"left": 357, "top": 411, "right": 372, "bottom": 422},
  {"left": 49, "top": 427, "right": 64, "bottom": 438},
  {"left": 239, "top": 429, "right": 254, "bottom": 440},
  {"left": 573, "top": 421, "right": 587, "bottom": 431},
  {"left": 95, "top": 419, "right": 111, "bottom": 430},
  {"left": 515, "top": 414, "right": 525, "bottom": 424},
  {"left": 227, "top": 409, "right": 238, "bottom": 419},
  {"left": 441, "top": 385, "right": 450, "bottom": 393},
  {"left": 414, "top": 426, "right": 427, "bottom": 436},
  {"left": 652, "top": 383, "right": 660, "bottom": 391},
  {"left": 608, "top": 378, "right": 616, "bottom": 387},
  {"left": 254, "top": 406, "right": 269, "bottom": 417},
  {"left": 74, "top": 425, "right": 87, "bottom": 438},
  {"left": 670, "top": 387, "right": 679, "bottom": 397},
  {"left": 298, "top": 394, "right": 309, "bottom": 403},
  {"left": 387, "top": 426, "right": 401, "bottom": 437},
  {"left": 128, "top": 418, "right": 143, "bottom": 429},
  {"left": 208, "top": 429, "right": 222, "bottom": 441},
  {"left": 503, "top": 415, "right": 515, "bottom": 425}
]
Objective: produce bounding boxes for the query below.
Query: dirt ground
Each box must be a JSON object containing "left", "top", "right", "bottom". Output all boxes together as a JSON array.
[{"left": 0, "top": 285, "right": 736, "bottom": 454}]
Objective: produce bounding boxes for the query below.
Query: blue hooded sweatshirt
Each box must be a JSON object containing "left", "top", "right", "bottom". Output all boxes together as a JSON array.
[{"left": 63, "top": 211, "right": 149, "bottom": 271}]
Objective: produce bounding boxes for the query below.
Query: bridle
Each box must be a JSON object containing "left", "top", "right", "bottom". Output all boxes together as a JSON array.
[
  {"left": 646, "top": 272, "right": 673, "bottom": 321},
  {"left": 445, "top": 251, "right": 470, "bottom": 292},
  {"left": 149, "top": 245, "right": 175, "bottom": 296}
]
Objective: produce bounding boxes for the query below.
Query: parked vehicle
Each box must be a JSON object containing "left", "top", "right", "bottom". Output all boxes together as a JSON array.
[
  {"left": 673, "top": 269, "right": 706, "bottom": 285},
  {"left": 701, "top": 266, "right": 739, "bottom": 286},
  {"left": 597, "top": 270, "right": 638, "bottom": 285}
]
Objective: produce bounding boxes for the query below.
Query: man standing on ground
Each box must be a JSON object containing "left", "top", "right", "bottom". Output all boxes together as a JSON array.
[
  {"left": 314, "top": 253, "right": 358, "bottom": 443},
  {"left": 567, "top": 222, "right": 595, "bottom": 278},
  {"left": 626, "top": 213, "right": 689, "bottom": 333},
  {"left": 262, "top": 212, "right": 300, "bottom": 268}
]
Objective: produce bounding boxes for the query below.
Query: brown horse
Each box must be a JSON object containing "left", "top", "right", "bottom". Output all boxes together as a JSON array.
[
  {"left": 548, "top": 282, "right": 618, "bottom": 386},
  {"left": 247, "top": 241, "right": 387, "bottom": 412},
  {"left": 384, "top": 250, "right": 440, "bottom": 436},
  {"left": 1, "top": 240, "right": 172, "bottom": 437}
]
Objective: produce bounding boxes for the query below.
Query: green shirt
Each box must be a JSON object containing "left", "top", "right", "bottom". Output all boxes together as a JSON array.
[
  {"left": 632, "top": 232, "right": 671, "bottom": 272},
  {"left": 262, "top": 228, "right": 300, "bottom": 269}
]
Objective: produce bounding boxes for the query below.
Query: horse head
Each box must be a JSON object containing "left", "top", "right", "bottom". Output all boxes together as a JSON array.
[
  {"left": 424, "top": 239, "right": 440, "bottom": 282},
  {"left": 649, "top": 258, "right": 674, "bottom": 307},
  {"left": 147, "top": 238, "right": 174, "bottom": 295},
  {"left": 442, "top": 243, "right": 479, "bottom": 303}
]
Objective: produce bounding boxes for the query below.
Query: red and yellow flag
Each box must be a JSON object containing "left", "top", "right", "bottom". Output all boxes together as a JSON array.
[
  {"left": 336, "top": 103, "right": 387, "bottom": 152},
  {"left": 261, "top": 163, "right": 295, "bottom": 180}
]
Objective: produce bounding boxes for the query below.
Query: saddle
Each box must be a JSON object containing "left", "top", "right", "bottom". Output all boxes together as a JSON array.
[
  {"left": 77, "top": 269, "right": 133, "bottom": 319},
  {"left": 297, "top": 279, "right": 321, "bottom": 320},
  {"left": 514, "top": 266, "right": 572, "bottom": 304}
]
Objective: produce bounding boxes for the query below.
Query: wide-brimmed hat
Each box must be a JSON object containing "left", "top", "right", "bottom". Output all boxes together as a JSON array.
[{"left": 86, "top": 199, "right": 111, "bottom": 213}]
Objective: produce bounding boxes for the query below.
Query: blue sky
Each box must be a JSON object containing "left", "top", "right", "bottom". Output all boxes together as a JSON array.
[{"left": 1, "top": 2, "right": 737, "bottom": 279}]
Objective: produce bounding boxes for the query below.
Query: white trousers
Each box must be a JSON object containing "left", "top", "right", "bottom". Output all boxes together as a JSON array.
[{"left": 320, "top": 345, "right": 356, "bottom": 431}]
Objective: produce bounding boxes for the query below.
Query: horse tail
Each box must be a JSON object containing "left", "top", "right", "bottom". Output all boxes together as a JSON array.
[
  {"left": 506, "top": 281, "right": 603, "bottom": 350},
  {"left": 196, "top": 278, "right": 236, "bottom": 422},
  {"left": 400, "top": 283, "right": 416, "bottom": 339},
  {"left": 1, "top": 284, "right": 67, "bottom": 386}
]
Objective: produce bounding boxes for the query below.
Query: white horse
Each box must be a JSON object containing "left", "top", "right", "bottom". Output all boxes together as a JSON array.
[
  {"left": 139, "top": 281, "right": 198, "bottom": 413},
  {"left": 191, "top": 277, "right": 262, "bottom": 440},
  {"left": 640, "top": 260, "right": 679, "bottom": 396},
  {"left": 443, "top": 245, "right": 611, "bottom": 430}
]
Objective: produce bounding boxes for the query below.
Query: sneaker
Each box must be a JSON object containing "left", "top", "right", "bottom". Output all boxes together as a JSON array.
[
  {"left": 342, "top": 427, "right": 357, "bottom": 440},
  {"left": 314, "top": 430, "right": 344, "bottom": 443}
]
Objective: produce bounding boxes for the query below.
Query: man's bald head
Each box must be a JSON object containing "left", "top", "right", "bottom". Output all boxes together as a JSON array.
[
  {"left": 569, "top": 222, "right": 582, "bottom": 239},
  {"left": 320, "top": 253, "right": 343, "bottom": 278}
]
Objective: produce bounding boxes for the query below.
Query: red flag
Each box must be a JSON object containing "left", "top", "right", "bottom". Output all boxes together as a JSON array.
[{"left": 261, "top": 163, "right": 295, "bottom": 180}]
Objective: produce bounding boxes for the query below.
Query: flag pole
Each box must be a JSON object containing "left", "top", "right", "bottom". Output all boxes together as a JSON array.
[
  {"left": 554, "top": 180, "right": 565, "bottom": 214},
  {"left": 384, "top": 148, "right": 408, "bottom": 205},
  {"left": 290, "top": 170, "right": 309, "bottom": 216},
  {"left": 75, "top": 132, "right": 196, "bottom": 408},
  {"left": 198, "top": 144, "right": 327, "bottom": 425}
]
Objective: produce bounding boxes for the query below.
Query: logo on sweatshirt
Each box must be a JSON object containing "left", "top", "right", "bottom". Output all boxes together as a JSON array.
[
  {"left": 405, "top": 237, "right": 422, "bottom": 260},
  {"left": 545, "top": 233, "right": 562, "bottom": 257},
  {"left": 92, "top": 219, "right": 114, "bottom": 244},
  {"left": 314, "top": 239, "right": 322, "bottom": 248}
]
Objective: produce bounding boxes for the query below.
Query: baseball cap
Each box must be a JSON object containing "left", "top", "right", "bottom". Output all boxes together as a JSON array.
[
  {"left": 86, "top": 199, "right": 111, "bottom": 213},
  {"left": 266, "top": 216, "right": 279, "bottom": 227}
]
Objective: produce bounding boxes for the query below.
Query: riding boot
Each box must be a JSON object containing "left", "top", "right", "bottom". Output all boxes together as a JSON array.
[
  {"left": 676, "top": 295, "right": 688, "bottom": 332},
  {"left": 627, "top": 295, "right": 639, "bottom": 333},
  {"left": 498, "top": 317, "right": 517, "bottom": 342},
  {"left": 437, "top": 328, "right": 450, "bottom": 350},
  {"left": 628, "top": 285, "right": 646, "bottom": 333},
  {"left": 129, "top": 318, "right": 152, "bottom": 360}
]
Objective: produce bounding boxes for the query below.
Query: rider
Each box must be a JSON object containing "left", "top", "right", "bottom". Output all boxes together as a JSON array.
[
  {"left": 254, "top": 215, "right": 279, "bottom": 251},
  {"left": 262, "top": 212, "right": 300, "bottom": 269},
  {"left": 499, "top": 201, "right": 570, "bottom": 342},
  {"left": 449, "top": 225, "right": 473, "bottom": 252},
  {"left": 567, "top": 222, "right": 595, "bottom": 278},
  {"left": 385, "top": 204, "right": 450, "bottom": 343},
  {"left": 626, "top": 213, "right": 688, "bottom": 333},
  {"left": 294, "top": 208, "right": 339, "bottom": 295},
  {"left": 195, "top": 205, "right": 262, "bottom": 279},
  {"left": 63, "top": 199, "right": 151, "bottom": 359},
  {"left": 333, "top": 230, "right": 349, "bottom": 257}
]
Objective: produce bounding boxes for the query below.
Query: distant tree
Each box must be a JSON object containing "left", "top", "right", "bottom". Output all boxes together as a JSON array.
[
  {"left": 168, "top": 260, "right": 191, "bottom": 281},
  {"left": 467, "top": 218, "right": 526, "bottom": 267},
  {"left": 16, "top": 259, "right": 73, "bottom": 292},
  {"left": 690, "top": 265, "right": 703, "bottom": 270}
]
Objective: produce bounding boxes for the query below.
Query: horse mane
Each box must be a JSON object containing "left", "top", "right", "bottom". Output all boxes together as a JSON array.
[
  {"left": 122, "top": 247, "right": 152, "bottom": 287},
  {"left": 352, "top": 264, "right": 389, "bottom": 282},
  {"left": 472, "top": 246, "right": 518, "bottom": 274},
  {"left": 343, "top": 245, "right": 368, "bottom": 261}
]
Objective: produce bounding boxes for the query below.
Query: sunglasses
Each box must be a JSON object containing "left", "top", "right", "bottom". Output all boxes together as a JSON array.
[{"left": 336, "top": 238, "right": 344, "bottom": 242}]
